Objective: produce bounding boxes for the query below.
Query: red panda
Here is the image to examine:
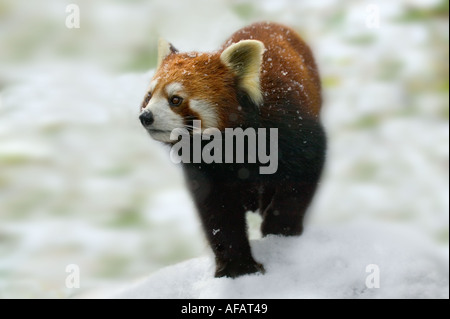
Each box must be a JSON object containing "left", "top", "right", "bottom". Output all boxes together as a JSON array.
[{"left": 139, "top": 22, "right": 326, "bottom": 278}]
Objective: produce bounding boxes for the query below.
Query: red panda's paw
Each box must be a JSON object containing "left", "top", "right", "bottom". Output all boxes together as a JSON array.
[{"left": 215, "top": 258, "right": 265, "bottom": 278}]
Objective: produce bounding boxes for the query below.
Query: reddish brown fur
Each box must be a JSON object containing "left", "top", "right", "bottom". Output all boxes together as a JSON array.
[
  {"left": 229, "top": 23, "right": 322, "bottom": 117},
  {"left": 221, "top": 22, "right": 322, "bottom": 120},
  {"left": 153, "top": 22, "right": 321, "bottom": 130},
  {"left": 154, "top": 53, "right": 237, "bottom": 129}
]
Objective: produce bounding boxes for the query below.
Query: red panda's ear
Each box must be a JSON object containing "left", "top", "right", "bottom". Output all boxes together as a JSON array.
[
  {"left": 157, "top": 38, "right": 178, "bottom": 69},
  {"left": 220, "top": 40, "right": 265, "bottom": 106}
]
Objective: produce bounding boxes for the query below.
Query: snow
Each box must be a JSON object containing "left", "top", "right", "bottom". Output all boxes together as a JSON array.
[{"left": 114, "top": 222, "right": 449, "bottom": 299}]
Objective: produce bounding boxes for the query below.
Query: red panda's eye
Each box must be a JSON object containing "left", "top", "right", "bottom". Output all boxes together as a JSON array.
[{"left": 169, "top": 96, "right": 183, "bottom": 107}]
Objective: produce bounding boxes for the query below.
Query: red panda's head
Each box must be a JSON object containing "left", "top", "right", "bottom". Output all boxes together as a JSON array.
[{"left": 139, "top": 38, "right": 265, "bottom": 143}]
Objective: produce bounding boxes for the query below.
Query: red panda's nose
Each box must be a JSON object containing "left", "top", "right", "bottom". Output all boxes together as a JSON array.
[{"left": 139, "top": 111, "right": 154, "bottom": 127}]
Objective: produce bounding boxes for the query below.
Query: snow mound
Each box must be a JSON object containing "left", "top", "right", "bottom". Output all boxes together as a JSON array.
[{"left": 113, "top": 223, "right": 449, "bottom": 299}]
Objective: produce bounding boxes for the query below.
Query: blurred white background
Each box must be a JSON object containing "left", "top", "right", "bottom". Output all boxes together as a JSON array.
[{"left": 0, "top": 0, "right": 448, "bottom": 298}]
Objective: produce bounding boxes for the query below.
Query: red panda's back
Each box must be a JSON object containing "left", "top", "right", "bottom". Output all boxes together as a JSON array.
[{"left": 221, "top": 22, "right": 322, "bottom": 120}]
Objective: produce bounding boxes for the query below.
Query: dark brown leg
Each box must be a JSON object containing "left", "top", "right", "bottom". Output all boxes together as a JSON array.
[
  {"left": 260, "top": 119, "right": 326, "bottom": 236},
  {"left": 184, "top": 167, "right": 264, "bottom": 278},
  {"left": 261, "top": 182, "right": 318, "bottom": 236}
]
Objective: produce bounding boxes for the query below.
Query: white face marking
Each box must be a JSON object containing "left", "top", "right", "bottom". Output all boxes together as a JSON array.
[
  {"left": 148, "top": 79, "right": 159, "bottom": 93},
  {"left": 166, "top": 82, "right": 184, "bottom": 97},
  {"left": 190, "top": 100, "right": 219, "bottom": 129},
  {"left": 140, "top": 81, "right": 184, "bottom": 143}
]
